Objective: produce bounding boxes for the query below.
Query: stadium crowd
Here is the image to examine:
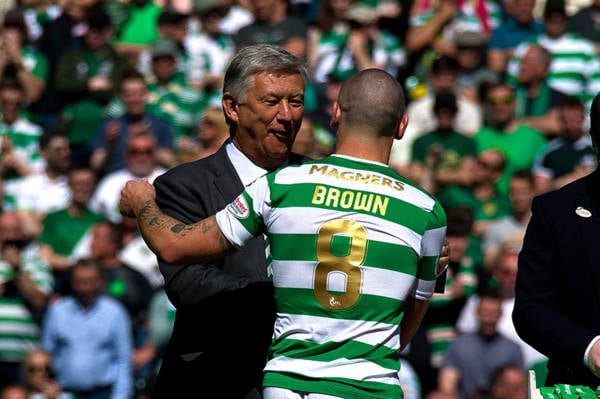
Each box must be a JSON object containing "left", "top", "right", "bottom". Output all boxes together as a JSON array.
[{"left": 0, "top": 0, "right": 597, "bottom": 397}]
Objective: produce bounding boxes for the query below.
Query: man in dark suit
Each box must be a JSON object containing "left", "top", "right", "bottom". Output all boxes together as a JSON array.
[
  {"left": 513, "top": 92, "right": 600, "bottom": 387},
  {"left": 150, "top": 44, "right": 308, "bottom": 398}
]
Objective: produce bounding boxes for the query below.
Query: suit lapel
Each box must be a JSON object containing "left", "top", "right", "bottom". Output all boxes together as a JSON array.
[
  {"left": 578, "top": 169, "right": 600, "bottom": 301},
  {"left": 211, "top": 145, "right": 245, "bottom": 204}
]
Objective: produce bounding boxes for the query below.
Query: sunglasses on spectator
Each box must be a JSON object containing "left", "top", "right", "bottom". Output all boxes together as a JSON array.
[
  {"left": 26, "top": 364, "right": 51, "bottom": 373},
  {"left": 487, "top": 95, "right": 515, "bottom": 105},
  {"left": 128, "top": 147, "right": 154, "bottom": 156}
]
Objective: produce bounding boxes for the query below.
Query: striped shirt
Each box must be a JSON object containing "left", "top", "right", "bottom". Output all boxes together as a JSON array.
[
  {"left": 0, "top": 244, "right": 53, "bottom": 361},
  {"left": 506, "top": 34, "right": 600, "bottom": 106},
  {"left": 216, "top": 154, "right": 447, "bottom": 398}
]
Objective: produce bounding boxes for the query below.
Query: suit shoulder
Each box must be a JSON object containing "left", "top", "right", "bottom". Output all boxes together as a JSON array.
[
  {"left": 155, "top": 151, "right": 227, "bottom": 184},
  {"left": 536, "top": 176, "right": 587, "bottom": 203}
]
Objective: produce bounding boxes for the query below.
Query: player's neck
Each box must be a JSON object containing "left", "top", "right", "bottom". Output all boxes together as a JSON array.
[{"left": 335, "top": 136, "right": 391, "bottom": 165}]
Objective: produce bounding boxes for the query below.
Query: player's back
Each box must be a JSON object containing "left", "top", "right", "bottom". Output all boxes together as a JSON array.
[{"left": 257, "top": 154, "right": 446, "bottom": 398}]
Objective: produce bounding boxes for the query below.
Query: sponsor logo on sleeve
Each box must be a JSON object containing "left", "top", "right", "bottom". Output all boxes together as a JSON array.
[{"left": 226, "top": 196, "right": 249, "bottom": 219}]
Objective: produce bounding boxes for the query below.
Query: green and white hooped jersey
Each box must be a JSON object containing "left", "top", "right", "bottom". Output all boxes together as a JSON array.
[{"left": 216, "top": 154, "right": 447, "bottom": 398}]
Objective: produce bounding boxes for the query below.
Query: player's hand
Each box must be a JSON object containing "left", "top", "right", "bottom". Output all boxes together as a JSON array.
[
  {"left": 437, "top": 239, "right": 450, "bottom": 277},
  {"left": 119, "top": 179, "right": 156, "bottom": 218},
  {"left": 588, "top": 339, "right": 600, "bottom": 378}
]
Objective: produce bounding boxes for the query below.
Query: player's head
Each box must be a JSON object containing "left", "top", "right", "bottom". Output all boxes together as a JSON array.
[{"left": 332, "top": 68, "right": 407, "bottom": 139}]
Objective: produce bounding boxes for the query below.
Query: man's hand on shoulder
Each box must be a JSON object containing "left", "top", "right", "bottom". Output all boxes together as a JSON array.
[
  {"left": 588, "top": 338, "right": 600, "bottom": 378},
  {"left": 119, "top": 179, "right": 156, "bottom": 218}
]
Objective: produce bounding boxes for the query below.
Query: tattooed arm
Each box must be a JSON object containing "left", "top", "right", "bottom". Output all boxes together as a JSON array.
[{"left": 119, "top": 179, "right": 235, "bottom": 265}]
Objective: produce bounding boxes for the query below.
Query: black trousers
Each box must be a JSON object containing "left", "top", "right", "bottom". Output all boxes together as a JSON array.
[{"left": 151, "top": 282, "right": 276, "bottom": 399}]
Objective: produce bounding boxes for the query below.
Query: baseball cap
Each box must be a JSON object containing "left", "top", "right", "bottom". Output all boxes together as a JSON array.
[
  {"left": 151, "top": 38, "right": 179, "bottom": 59},
  {"left": 193, "top": 0, "right": 221, "bottom": 15},
  {"left": 454, "top": 30, "right": 487, "bottom": 48},
  {"left": 344, "top": 4, "right": 378, "bottom": 26}
]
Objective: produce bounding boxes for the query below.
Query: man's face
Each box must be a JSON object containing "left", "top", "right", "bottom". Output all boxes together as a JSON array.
[
  {"left": 486, "top": 87, "right": 516, "bottom": 125},
  {"left": 0, "top": 88, "right": 22, "bottom": 123},
  {"left": 473, "top": 150, "right": 504, "bottom": 184},
  {"left": 71, "top": 265, "right": 103, "bottom": 307},
  {"left": 430, "top": 71, "right": 456, "bottom": 93},
  {"left": 152, "top": 56, "right": 176, "bottom": 82},
  {"left": 84, "top": 26, "right": 109, "bottom": 51},
  {"left": 125, "top": 136, "right": 157, "bottom": 177},
  {"left": 228, "top": 71, "right": 304, "bottom": 170},
  {"left": 69, "top": 169, "right": 96, "bottom": 206},
  {"left": 509, "top": 177, "right": 534, "bottom": 213},
  {"left": 518, "top": 48, "right": 544, "bottom": 84},
  {"left": 44, "top": 137, "right": 71, "bottom": 174},
  {"left": 544, "top": 13, "right": 568, "bottom": 38},
  {"left": 513, "top": 0, "right": 535, "bottom": 23},
  {"left": 560, "top": 106, "right": 585, "bottom": 139},
  {"left": 90, "top": 223, "right": 117, "bottom": 260},
  {"left": 120, "top": 79, "right": 147, "bottom": 116},
  {"left": 477, "top": 297, "right": 502, "bottom": 336},
  {"left": 0, "top": 213, "right": 22, "bottom": 243},
  {"left": 251, "top": 0, "right": 278, "bottom": 21}
]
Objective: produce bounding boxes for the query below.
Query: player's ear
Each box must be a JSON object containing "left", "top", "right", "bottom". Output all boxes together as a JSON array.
[
  {"left": 330, "top": 101, "right": 341, "bottom": 129},
  {"left": 395, "top": 114, "right": 409, "bottom": 140},
  {"left": 222, "top": 93, "right": 239, "bottom": 124}
]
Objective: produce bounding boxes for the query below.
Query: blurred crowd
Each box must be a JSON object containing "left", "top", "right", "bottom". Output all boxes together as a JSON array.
[{"left": 0, "top": 0, "right": 597, "bottom": 397}]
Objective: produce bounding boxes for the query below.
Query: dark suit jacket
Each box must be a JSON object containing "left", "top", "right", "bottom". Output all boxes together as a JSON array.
[
  {"left": 151, "top": 144, "right": 304, "bottom": 398},
  {"left": 513, "top": 168, "right": 600, "bottom": 386}
]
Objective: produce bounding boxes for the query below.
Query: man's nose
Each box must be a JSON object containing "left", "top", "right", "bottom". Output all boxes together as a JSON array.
[{"left": 277, "top": 101, "right": 292, "bottom": 120}]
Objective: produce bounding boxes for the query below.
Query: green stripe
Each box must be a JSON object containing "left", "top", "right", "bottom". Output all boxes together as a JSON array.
[
  {"left": 420, "top": 256, "right": 438, "bottom": 281},
  {"left": 264, "top": 372, "right": 402, "bottom": 399},
  {"left": 271, "top": 233, "right": 418, "bottom": 273},
  {"left": 549, "top": 71, "right": 588, "bottom": 81},
  {"left": 0, "top": 349, "right": 32, "bottom": 360},
  {"left": 0, "top": 333, "right": 39, "bottom": 340},
  {"left": 234, "top": 190, "right": 264, "bottom": 236},
  {"left": 270, "top": 337, "right": 399, "bottom": 370},
  {"left": 551, "top": 52, "right": 594, "bottom": 61},
  {"left": 0, "top": 316, "right": 37, "bottom": 325},
  {"left": 275, "top": 287, "right": 404, "bottom": 323}
]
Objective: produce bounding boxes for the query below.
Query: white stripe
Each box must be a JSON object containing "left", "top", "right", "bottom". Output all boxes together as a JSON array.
[
  {"left": 273, "top": 260, "right": 417, "bottom": 301},
  {"left": 274, "top": 163, "right": 436, "bottom": 211},
  {"left": 216, "top": 209, "right": 254, "bottom": 248},
  {"left": 0, "top": 340, "right": 38, "bottom": 351},
  {"left": 0, "top": 323, "right": 39, "bottom": 335},
  {"left": 273, "top": 313, "right": 400, "bottom": 350},
  {"left": 265, "top": 356, "right": 400, "bottom": 386},
  {"left": 421, "top": 226, "right": 446, "bottom": 257},
  {"left": 414, "top": 279, "right": 436, "bottom": 300},
  {"left": 0, "top": 306, "right": 34, "bottom": 318},
  {"left": 268, "top": 206, "right": 422, "bottom": 253}
]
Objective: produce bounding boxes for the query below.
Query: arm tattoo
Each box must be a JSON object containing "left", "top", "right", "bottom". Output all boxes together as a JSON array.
[
  {"left": 139, "top": 200, "right": 185, "bottom": 234},
  {"left": 137, "top": 200, "right": 233, "bottom": 260}
]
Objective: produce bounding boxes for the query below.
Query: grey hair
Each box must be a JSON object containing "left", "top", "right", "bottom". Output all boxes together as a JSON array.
[{"left": 223, "top": 44, "right": 309, "bottom": 104}]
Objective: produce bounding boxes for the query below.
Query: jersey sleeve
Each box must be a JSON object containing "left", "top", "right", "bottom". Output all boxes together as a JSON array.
[
  {"left": 412, "top": 200, "right": 447, "bottom": 300},
  {"left": 215, "top": 176, "right": 269, "bottom": 249}
]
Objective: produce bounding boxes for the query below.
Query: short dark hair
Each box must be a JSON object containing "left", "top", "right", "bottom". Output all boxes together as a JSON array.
[
  {"left": 39, "top": 132, "right": 68, "bottom": 151},
  {"left": 510, "top": 169, "right": 534, "bottom": 187},
  {"left": 430, "top": 56, "right": 459, "bottom": 76},
  {"left": 560, "top": 96, "right": 585, "bottom": 112},
  {"left": 433, "top": 92, "right": 458, "bottom": 115},
  {"left": 445, "top": 206, "right": 474, "bottom": 237},
  {"left": 118, "top": 68, "right": 146, "bottom": 90}
]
